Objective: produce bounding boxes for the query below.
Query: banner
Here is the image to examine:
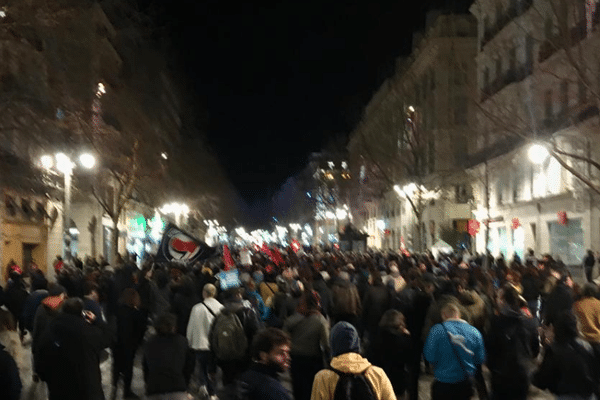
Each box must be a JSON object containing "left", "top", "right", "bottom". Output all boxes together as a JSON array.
[
  {"left": 154, "top": 223, "right": 216, "bottom": 264},
  {"left": 223, "top": 244, "right": 235, "bottom": 271}
]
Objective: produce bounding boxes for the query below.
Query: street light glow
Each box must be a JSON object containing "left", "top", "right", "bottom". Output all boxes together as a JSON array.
[
  {"left": 528, "top": 143, "right": 549, "bottom": 164},
  {"left": 79, "top": 153, "right": 96, "bottom": 169},
  {"left": 40, "top": 155, "right": 54, "bottom": 170},
  {"left": 55, "top": 153, "right": 74, "bottom": 174}
]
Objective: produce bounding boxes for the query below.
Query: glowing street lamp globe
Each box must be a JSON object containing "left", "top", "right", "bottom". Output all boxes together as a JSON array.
[
  {"left": 528, "top": 144, "right": 549, "bottom": 165},
  {"left": 79, "top": 153, "right": 96, "bottom": 169}
]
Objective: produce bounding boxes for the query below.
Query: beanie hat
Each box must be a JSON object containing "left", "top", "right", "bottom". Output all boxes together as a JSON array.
[{"left": 330, "top": 321, "right": 360, "bottom": 357}]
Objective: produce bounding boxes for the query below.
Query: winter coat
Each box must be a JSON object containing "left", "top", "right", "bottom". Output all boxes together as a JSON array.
[
  {"left": 310, "top": 352, "right": 397, "bottom": 400},
  {"left": 533, "top": 338, "right": 600, "bottom": 397},
  {"left": 367, "top": 327, "right": 411, "bottom": 396},
  {"left": 143, "top": 333, "right": 195, "bottom": 395},
  {"left": 541, "top": 282, "right": 574, "bottom": 326},
  {"left": 573, "top": 297, "right": 600, "bottom": 343},
  {"left": 4, "top": 281, "right": 28, "bottom": 327},
  {"left": 331, "top": 280, "right": 361, "bottom": 317},
  {"left": 361, "top": 284, "right": 391, "bottom": 334},
  {"left": 36, "top": 313, "right": 114, "bottom": 400},
  {"left": 170, "top": 291, "right": 200, "bottom": 336},
  {"left": 0, "top": 343, "right": 21, "bottom": 400},
  {"left": 21, "top": 289, "right": 48, "bottom": 332},
  {"left": 485, "top": 310, "right": 539, "bottom": 391},
  {"left": 283, "top": 312, "right": 330, "bottom": 358},
  {"left": 238, "top": 362, "right": 292, "bottom": 400}
]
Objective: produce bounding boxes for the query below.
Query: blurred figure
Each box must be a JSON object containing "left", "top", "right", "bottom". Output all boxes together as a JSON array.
[
  {"left": 283, "top": 290, "right": 330, "bottom": 400},
  {"left": 367, "top": 310, "right": 411, "bottom": 399},
  {"left": 36, "top": 298, "right": 113, "bottom": 400},
  {"left": 533, "top": 311, "right": 600, "bottom": 400},
  {"left": 0, "top": 310, "right": 22, "bottom": 400},
  {"left": 144, "top": 313, "right": 195, "bottom": 400},
  {"left": 112, "top": 288, "right": 146, "bottom": 399},
  {"left": 187, "top": 283, "right": 223, "bottom": 398}
]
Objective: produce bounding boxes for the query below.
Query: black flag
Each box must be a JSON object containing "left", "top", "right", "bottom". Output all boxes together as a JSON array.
[{"left": 154, "top": 223, "right": 216, "bottom": 264}]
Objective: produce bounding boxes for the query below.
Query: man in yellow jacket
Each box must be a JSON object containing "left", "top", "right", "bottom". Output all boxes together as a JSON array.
[{"left": 310, "top": 321, "right": 397, "bottom": 400}]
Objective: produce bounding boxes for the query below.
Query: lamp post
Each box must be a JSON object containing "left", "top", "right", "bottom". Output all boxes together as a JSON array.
[{"left": 41, "top": 152, "right": 96, "bottom": 262}]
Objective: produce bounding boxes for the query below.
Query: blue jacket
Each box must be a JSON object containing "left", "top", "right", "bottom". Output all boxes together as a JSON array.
[{"left": 423, "top": 319, "right": 485, "bottom": 384}]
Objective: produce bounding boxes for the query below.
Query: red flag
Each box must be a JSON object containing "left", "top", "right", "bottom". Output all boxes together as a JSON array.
[
  {"left": 467, "top": 219, "right": 480, "bottom": 236},
  {"left": 223, "top": 244, "right": 235, "bottom": 271},
  {"left": 557, "top": 211, "right": 568, "bottom": 226},
  {"left": 511, "top": 218, "right": 521, "bottom": 230},
  {"left": 291, "top": 239, "right": 301, "bottom": 253},
  {"left": 271, "top": 247, "right": 284, "bottom": 266}
]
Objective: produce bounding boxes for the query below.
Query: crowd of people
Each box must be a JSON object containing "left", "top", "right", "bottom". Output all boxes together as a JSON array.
[{"left": 0, "top": 246, "right": 600, "bottom": 400}]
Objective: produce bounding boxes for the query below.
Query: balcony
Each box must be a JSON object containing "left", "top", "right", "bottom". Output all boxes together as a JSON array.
[
  {"left": 480, "top": 63, "right": 533, "bottom": 102},
  {"left": 539, "top": 5, "right": 600, "bottom": 63},
  {"left": 481, "top": 0, "right": 533, "bottom": 48}
]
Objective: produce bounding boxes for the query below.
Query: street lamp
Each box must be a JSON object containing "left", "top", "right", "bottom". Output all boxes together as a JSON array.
[
  {"left": 528, "top": 143, "right": 549, "bottom": 165},
  {"left": 160, "top": 202, "right": 189, "bottom": 226},
  {"left": 41, "top": 152, "right": 96, "bottom": 262}
]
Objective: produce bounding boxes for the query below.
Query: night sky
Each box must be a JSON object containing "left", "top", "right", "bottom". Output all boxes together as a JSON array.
[{"left": 163, "top": 0, "right": 473, "bottom": 205}]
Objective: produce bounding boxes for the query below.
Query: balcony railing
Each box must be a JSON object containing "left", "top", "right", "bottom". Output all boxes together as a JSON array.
[
  {"left": 481, "top": 0, "right": 533, "bottom": 48},
  {"left": 539, "top": 4, "right": 600, "bottom": 63},
  {"left": 480, "top": 63, "right": 533, "bottom": 102}
]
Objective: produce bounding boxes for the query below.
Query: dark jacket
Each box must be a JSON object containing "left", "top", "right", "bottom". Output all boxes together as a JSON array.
[
  {"left": 238, "top": 362, "right": 292, "bottom": 400},
  {"left": 542, "top": 281, "right": 574, "bottom": 326},
  {"left": 0, "top": 344, "right": 21, "bottom": 400},
  {"left": 485, "top": 310, "right": 539, "bottom": 390},
  {"left": 331, "top": 279, "right": 361, "bottom": 317},
  {"left": 533, "top": 337, "right": 600, "bottom": 397},
  {"left": 170, "top": 291, "right": 200, "bottom": 336},
  {"left": 115, "top": 303, "right": 146, "bottom": 350},
  {"left": 36, "top": 313, "right": 114, "bottom": 400},
  {"left": 21, "top": 289, "right": 49, "bottom": 332},
  {"left": 361, "top": 284, "right": 391, "bottom": 334},
  {"left": 367, "top": 327, "right": 411, "bottom": 395},
  {"left": 143, "top": 333, "right": 195, "bottom": 395},
  {"left": 4, "top": 280, "right": 28, "bottom": 327}
]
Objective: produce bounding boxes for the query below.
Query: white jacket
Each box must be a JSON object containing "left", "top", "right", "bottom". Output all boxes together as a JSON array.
[{"left": 186, "top": 297, "right": 224, "bottom": 350}]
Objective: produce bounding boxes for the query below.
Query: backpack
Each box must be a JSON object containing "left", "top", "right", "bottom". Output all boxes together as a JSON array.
[
  {"left": 211, "top": 308, "right": 248, "bottom": 361},
  {"left": 330, "top": 366, "right": 377, "bottom": 400}
]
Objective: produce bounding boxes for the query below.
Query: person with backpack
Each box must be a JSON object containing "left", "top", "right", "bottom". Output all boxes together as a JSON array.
[
  {"left": 423, "top": 302, "right": 486, "bottom": 400},
  {"left": 533, "top": 311, "right": 600, "bottom": 400},
  {"left": 310, "top": 321, "right": 397, "bottom": 400},
  {"left": 209, "top": 287, "right": 261, "bottom": 386},
  {"left": 485, "top": 284, "right": 539, "bottom": 400},
  {"left": 236, "top": 327, "right": 292, "bottom": 400},
  {"left": 187, "top": 283, "right": 224, "bottom": 399}
]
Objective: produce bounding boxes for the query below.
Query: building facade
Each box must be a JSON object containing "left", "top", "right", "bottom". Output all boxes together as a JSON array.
[
  {"left": 469, "top": 0, "right": 600, "bottom": 264},
  {"left": 348, "top": 12, "right": 478, "bottom": 252}
]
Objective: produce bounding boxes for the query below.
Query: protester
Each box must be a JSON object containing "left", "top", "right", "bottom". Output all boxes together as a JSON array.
[
  {"left": 237, "top": 327, "right": 292, "bottom": 400},
  {"left": 187, "top": 283, "right": 223, "bottom": 398},
  {"left": 311, "top": 321, "right": 397, "bottom": 400},
  {"left": 485, "top": 284, "right": 539, "bottom": 400},
  {"left": 367, "top": 309, "right": 412, "bottom": 399},
  {"left": 331, "top": 270, "right": 362, "bottom": 327},
  {"left": 283, "top": 290, "right": 330, "bottom": 400},
  {"left": 533, "top": 311, "right": 600, "bottom": 400},
  {"left": 112, "top": 288, "right": 146, "bottom": 399},
  {"left": 36, "top": 297, "right": 114, "bottom": 400},
  {"left": 423, "top": 303, "right": 486, "bottom": 400},
  {"left": 209, "top": 287, "right": 261, "bottom": 386},
  {"left": 573, "top": 283, "right": 600, "bottom": 355},
  {"left": 143, "top": 313, "right": 195, "bottom": 400}
]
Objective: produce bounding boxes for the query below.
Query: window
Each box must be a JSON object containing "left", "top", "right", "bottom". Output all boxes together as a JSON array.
[{"left": 544, "top": 90, "right": 553, "bottom": 121}]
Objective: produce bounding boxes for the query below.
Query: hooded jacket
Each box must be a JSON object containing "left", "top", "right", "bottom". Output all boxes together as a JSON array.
[
  {"left": 310, "top": 353, "right": 397, "bottom": 400},
  {"left": 311, "top": 322, "right": 396, "bottom": 400}
]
